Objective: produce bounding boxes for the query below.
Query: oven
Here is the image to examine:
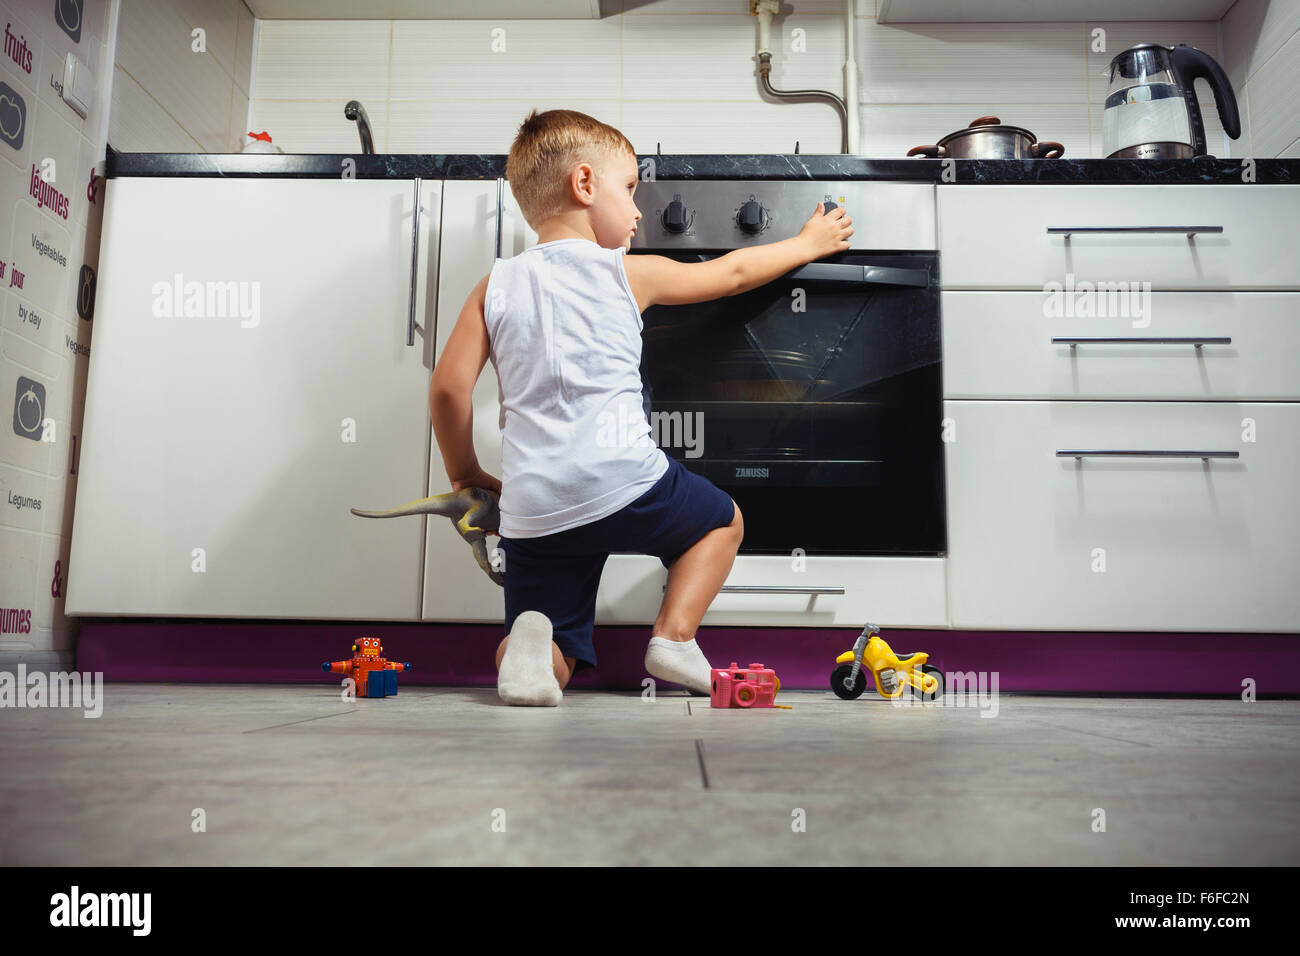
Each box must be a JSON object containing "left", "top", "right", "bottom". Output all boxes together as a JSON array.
[{"left": 628, "top": 181, "right": 945, "bottom": 557}]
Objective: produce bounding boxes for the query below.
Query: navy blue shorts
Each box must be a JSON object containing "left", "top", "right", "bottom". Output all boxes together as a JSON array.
[{"left": 497, "top": 456, "right": 737, "bottom": 675}]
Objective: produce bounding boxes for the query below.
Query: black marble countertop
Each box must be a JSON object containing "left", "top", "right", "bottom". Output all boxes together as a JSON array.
[{"left": 104, "top": 145, "right": 1299, "bottom": 184}]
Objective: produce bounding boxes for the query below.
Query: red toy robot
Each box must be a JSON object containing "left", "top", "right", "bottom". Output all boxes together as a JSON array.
[
  {"left": 710, "top": 662, "right": 781, "bottom": 708},
  {"left": 322, "top": 636, "right": 410, "bottom": 698}
]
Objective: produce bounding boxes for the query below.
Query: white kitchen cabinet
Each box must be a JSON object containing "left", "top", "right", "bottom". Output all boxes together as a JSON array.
[
  {"left": 943, "top": 291, "right": 1300, "bottom": 401},
  {"left": 945, "top": 400, "right": 1300, "bottom": 631},
  {"left": 938, "top": 185, "right": 1300, "bottom": 290},
  {"left": 66, "top": 177, "right": 437, "bottom": 620},
  {"left": 422, "top": 179, "right": 530, "bottom": 623}
]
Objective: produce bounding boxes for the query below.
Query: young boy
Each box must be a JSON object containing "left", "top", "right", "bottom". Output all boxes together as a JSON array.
[{"left": 429, "top": 109, "right": 852, "bottom": 706}]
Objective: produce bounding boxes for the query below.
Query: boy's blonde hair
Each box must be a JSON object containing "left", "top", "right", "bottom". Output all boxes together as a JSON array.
[{"left": 505, "top": 109, "right": 636, "bottom": 229}]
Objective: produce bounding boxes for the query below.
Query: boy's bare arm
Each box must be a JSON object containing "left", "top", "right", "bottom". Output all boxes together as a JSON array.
[
  {"left": 429, "top": 274, "right": 500, "bottom": 494},
  {"left": 624, "top": 203, "right": 853, "bottom": 310}
]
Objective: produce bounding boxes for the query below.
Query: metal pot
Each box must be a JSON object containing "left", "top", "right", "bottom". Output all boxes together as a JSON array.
[{"left": 907, "top": 116, "right": 1064, "bottom": 159}]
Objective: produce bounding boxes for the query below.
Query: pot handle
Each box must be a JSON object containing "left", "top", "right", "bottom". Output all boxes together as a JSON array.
[
  {"left": 1031, "top": 141, "right": 1065, "bottom": 158},
  {"left": 906, "top": 144, "right": 944, "bottom": 158},
  {"left": 969, "top": 116, "right": 1001, "bottom": 126}
]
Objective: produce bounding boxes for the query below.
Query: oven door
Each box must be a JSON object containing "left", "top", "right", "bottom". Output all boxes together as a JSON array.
[{"left": 633, "top": 249, "right": 945, "bottom": 556}]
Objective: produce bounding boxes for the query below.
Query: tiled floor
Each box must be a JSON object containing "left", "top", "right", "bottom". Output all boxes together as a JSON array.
[{"left": 1, "top": 684, "right": 1297, "bottom": 865}]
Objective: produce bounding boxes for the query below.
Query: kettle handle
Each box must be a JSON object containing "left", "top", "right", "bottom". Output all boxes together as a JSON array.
[{"left": 1169, "top": 44, "right": 1242, "bottom": 156}]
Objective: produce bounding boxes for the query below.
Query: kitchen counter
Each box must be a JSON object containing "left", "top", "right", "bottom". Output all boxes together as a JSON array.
[{"left": 105, "top": 145, "right": 1300, "bottom": 184}]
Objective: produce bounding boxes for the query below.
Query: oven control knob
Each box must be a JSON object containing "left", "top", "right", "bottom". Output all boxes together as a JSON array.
[
  {"left": 662, "top": 199, "right": 689, "bottom": 234},
  {"left": 737, "top": 199, "right": 765, "bottom": 234},
  {"left": 822, "top": 201, "right": 839, "bottom": 213}
]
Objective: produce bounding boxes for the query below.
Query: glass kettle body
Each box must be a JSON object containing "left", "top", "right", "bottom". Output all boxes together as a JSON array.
[{"left": 1102, "top": 43, "right": 1241, "bottom": 159}]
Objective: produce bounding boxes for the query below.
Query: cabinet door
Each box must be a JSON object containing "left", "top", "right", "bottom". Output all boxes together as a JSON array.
[
  {"left": 66, "top": 177, "right": 435, "bottom": 619},
  {"left": 422, "top": 179, "right": 536, "bottom": 622},
  {"left": 946, "top": 400, "right": 1300, "bottom": 631}
]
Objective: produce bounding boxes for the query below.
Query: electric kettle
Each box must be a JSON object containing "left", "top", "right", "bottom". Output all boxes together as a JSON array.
[{"left": 1102, "top": 43, "right": 1241, "bottom": 159}]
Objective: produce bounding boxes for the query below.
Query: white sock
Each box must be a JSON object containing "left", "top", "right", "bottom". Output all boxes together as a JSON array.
[
  {"left": 644, "top": 636, "right": 713, "bottom": 696},
  {"left": 498, "top": 611, "right": 562, "bottom": 707}
]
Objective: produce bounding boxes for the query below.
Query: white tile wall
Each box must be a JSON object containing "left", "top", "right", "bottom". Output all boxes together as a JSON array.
[
  {"left": 1223, "top": 0, "right": 1300, "bottom": 158},
  {"left": 249, "top": 2, "right": 1231, "bottom": 160},
  {"left": 1, "top": 0, "right": 115, "bottom": 669},
  {"left": 110, "top": 0, "right": 256, "bottom": 153}
]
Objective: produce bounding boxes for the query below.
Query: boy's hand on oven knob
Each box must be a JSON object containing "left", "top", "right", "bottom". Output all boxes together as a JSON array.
[{"left": 798, "top": 202, "right": 853, "bottom": 259}]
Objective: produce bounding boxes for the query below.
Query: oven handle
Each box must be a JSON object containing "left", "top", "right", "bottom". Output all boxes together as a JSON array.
[
  {"left": 690, "top": 255, "right": 929, "bottom": 287},
  {"left": 789, "top": 263, "right": 928, "bottom": 286}
]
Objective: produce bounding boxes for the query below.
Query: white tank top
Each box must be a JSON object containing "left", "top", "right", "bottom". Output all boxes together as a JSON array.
[{"left": 484, "top": 238, "right": 670, "bottom": 538}]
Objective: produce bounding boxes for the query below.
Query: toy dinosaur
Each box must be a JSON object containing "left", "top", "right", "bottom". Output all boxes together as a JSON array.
[{"left": 350, "top": 487, "right": 504, "bottom": 586}]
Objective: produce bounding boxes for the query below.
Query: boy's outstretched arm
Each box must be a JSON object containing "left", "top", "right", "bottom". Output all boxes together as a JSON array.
[
  {"left": 623, "top": 203, "right": 853, "bottom": 311},
  {"left": 429, "top": 274, "right": 501, "bottom": 496}
]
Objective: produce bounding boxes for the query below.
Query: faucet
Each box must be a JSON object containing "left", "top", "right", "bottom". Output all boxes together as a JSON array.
[{"left": 344, "top": 100, "right": 374, "bottom": 154}]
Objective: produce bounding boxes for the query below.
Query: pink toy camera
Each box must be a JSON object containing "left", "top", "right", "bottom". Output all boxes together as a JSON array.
[{"left": 710, "top": 662, "right": 780, "bottom": 708}]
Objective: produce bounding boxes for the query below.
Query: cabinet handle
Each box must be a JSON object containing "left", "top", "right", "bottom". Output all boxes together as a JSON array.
[
  {"left": 495, "top": 177, "right": 504, "bottom": 260},
  {"left": 661, "top": 584, "right": 846, "bottom": 594},
  {"left": 1046, "top": 226, "right": 1223, "bottom": 238},
  {"left": 1052, "top": 336, "right": 1232, "bottom": 347},
  {"left": 1056, "top": 449, "right": 1240, "bottom": 460},
  {"left": 407, "top": 178, "right": 421, "bottom": 347}
]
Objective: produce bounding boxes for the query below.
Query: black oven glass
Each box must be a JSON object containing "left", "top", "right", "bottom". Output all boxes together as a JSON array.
[{"left": 632, "top": 250, "right": 945, "bottom": 556}]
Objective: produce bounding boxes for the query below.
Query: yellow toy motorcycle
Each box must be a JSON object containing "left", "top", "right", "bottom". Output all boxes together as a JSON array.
[{"left": 830, "top": 622, "right": 943, "bottom": 701}]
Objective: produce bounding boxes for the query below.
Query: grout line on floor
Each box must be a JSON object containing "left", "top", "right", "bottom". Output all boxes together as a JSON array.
[
  {"left": 1020, "top": 717, "right": 1154, "bottom": 748},
  {"left": 242, "top": 710, "right": 357, "bottom": 733}
]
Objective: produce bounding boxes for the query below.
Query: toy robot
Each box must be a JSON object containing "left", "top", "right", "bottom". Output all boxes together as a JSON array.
[{"left": 322, "top": 636, "right": 410, "bottom": 699}]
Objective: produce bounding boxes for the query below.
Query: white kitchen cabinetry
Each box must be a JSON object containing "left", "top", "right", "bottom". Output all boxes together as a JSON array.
[
  {"left": 939, "top": 185, "right": 1300, "bottom": 290},
  {"left": 66, "top": 178, "right": 437, "bottom": 620},
  {"left": 940, "top": 184, "right": 1300, "bottom": 632},
  {"left": 422, "top": 179, "right": 528, "bottom": 623},
  {"left": 945, "top": 401, "right": 1300, "bottom": 631},
  {"left": 943, "top": 292, "right": 1300, "bottom": 401}
]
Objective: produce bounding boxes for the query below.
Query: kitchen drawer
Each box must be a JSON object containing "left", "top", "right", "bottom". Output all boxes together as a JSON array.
[
  {"left": 943, "top": 291, "right": 1300, "bottom": 400},
  {"left": 946, "top": 400, "right": 1300, "bottom": 631},
  {"left": 594, "top": 554, "right": 948, "bottom": 628},
  {"left": 938, "top": 185, "right": 1300, "bottom": 290}
]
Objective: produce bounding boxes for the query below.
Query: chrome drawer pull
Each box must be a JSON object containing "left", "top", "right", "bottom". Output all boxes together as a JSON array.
[
  {"left": 1046, "top": 226, "right": 1223, "bottom": 239},
  {"left": 661, "top": 584, "right": 846, "bottom": 594},
  {"left": 495, "top": 177, "right": 504, "bottom": 259},
  {"left": 1056, "top": 449, "right": 1240, "bottom": 460},
  {"left": 407, "top": 178, "right": 421, "bottom": 347},
  {"left": 1052, "top": 336, "right": 1232, "bottom": 347}
]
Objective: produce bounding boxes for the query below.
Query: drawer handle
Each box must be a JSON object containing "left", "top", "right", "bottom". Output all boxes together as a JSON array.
[
  {"left": 1056, "top": 449, "right": 1240, "bottom": 460},
  {"left": 660, "top": 584, "right": 846, "bottom": 594},
  {"left": 407, "top": 178, "right": 421, "bottom": 347},
  {"left": 1046, "top": 226, "right": 1223, "bottom": 239},
  {"left": 495, "top": 177, "right": 504, "bottom": 259},
  {"left": 1052, "top": 336, "right": 1232, "bottom": 347}
]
